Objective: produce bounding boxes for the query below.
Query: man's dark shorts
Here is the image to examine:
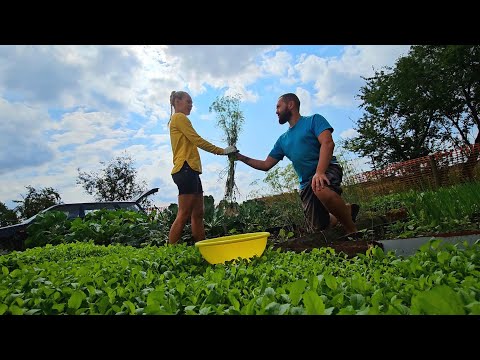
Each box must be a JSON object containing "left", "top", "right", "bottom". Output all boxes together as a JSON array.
[
  {"left": 299, "top": 163, "right": 343, "bottom": 232},
  {"left": 172, "top": 161, "right": 203, "bottom": 195}
]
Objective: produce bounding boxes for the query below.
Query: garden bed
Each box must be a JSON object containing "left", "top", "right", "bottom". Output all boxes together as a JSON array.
[
  {"left": 272, "top": 213, "right": 480, "bottom": 258},
  {"left": 272, "top": 234, "right": 382, "bottom": 258}
]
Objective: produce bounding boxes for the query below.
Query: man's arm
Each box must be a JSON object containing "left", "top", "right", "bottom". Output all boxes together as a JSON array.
[
  {"left": 236, "top": 153, "right": 279, "bottom": 171},
  {"left": 311, "top": 130, "right": 335, "bottom": 190},
  {"left": 316, "top": 130, "right": 335, "bottom": 174}
]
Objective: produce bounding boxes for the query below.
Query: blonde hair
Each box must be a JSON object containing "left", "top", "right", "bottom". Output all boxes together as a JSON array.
[{"left": 168, "top": 90, "right": 188, "bottom": 125}]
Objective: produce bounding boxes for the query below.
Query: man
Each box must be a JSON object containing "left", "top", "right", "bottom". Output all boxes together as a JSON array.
[{"left": 235, "top": 93, "right": 359, "bottom": 236}]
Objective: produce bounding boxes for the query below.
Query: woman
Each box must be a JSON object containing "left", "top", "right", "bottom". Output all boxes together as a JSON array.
[{"left": 168, "top": 90, "right": 237, "bottom": 244}]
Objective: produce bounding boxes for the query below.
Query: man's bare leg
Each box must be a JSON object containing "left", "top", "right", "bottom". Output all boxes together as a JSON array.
[{"left": 313, "top": 188, "right": 357, "bottom": 234}]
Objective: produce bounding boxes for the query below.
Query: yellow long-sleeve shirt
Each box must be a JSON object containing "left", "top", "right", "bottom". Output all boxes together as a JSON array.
[{"left": 169, "top": 112, "right": 224, "bottom": 174}]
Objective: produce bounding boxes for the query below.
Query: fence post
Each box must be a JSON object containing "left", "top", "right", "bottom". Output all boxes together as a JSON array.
[{"left": 428, "top": 155, "right": 441, "bottom": 188}]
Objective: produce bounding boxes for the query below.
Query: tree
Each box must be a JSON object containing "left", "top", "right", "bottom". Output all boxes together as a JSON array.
[
  {"left": 345, "top": 45, "right": 480, "bottom": 170},
  {"left": 77, "top": 152, "right": 148, "bottom": 202},
  {"left": 0, "top": 202, "right": 19, "bottom": 226},
  {"left": 209, "top": 94, "right": 245, "bottom": 204},
  {"left": 13, "top": 186, "right": 62, "bottom": 220}
]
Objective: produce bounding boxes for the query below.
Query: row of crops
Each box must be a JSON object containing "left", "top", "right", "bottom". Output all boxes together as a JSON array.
[
  {"left": 1, "top": 239, "right": 479, "bottom": 314},
  {"left": 1, "top": 181, "right": 479, "bottom": 315}
]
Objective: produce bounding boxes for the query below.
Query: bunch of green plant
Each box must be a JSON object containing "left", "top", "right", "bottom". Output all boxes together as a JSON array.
[
  {"left": 148, "top": 204, "right": 178, "bottom": 244},
  {"left": 244, "top": 162, "right": 308, "bottom": 235},
  {"left": 65, "top": 209, "right": 162, "bottom": 247},
  {"left": 234, "top": 199, "right": 273, "bottom": 233},
  {"left": 360, "top": 192, "right": 407, "bottom": 214},
  {"left": 25, "top": 211, "right": 72, "bottom": 248},
  {"left": 209, "top": 94, "right": 245, "bottom": 205},
  {"left": 277, "top": 228, "right": 295, "bottom": 242},
  {"left": 352, "top": 181, "right": 480, "bottom": 238},
  {"left": 24, "top": 209, "right": 164, "bottom": 249},
  {"left": 385, "top": 216, "right": 478, "bottom": 239},
  {"left": 264, "top": 193, "right": 307, "bottom": 234},
  {"left": 1, "top": 239, "right": 480, "bottom": 315},
  {"left": 360, "top": 181, "right": 480, "bottom": 218},
  {"left": 204, "top": 196, "right": 228, "bottom": 238},
  {"left": 406, "top": 183, "right": 480, "bottom": 226}
]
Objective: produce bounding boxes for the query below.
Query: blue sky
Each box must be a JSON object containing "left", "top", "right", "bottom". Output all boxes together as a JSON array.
[{"left": 0, "top": 45, "right": 411, "bottom": 209}]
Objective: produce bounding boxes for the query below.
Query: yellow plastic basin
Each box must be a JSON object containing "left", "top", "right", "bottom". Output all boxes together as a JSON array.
[{"left": 195, "top": 232, "right": 270, "bottom": 264}]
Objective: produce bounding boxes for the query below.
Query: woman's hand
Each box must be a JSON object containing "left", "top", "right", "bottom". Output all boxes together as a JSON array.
[{"left": 223, "top": 145, "right": 238, "bottom": 155}]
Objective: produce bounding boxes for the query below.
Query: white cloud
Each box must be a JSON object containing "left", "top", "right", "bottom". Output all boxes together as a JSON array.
[
  {"left": 199, "top": 113, "right": 215, "bottom": 121},
  {"left": 295, "top": 87, "right": 313, "bottom": 115},
  {"left": 50, "top": 111, "right": 130, "bottom": 147},
  {"left": 0, "top": 45, "right": 409, "bottom": 212},
  {"left": 294, "top": 45, "right": 411, "bottom": 107},
  {"left": 0, "top": 99, "right": 54, "bottom": 174},
  {"left": 339, "top": 128, "right": 359, "bottom": 139},
  {"left": 261, "top": 51, "right": 293, "bottom": 77}
]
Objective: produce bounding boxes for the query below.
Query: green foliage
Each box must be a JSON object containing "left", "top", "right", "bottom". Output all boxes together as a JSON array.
[
  {"left": 150, "top": 203, "right": 178, "bottom": 243},
  {"left": 25, "top": 211, "right": 71, "bottom": 248},
  {"left": 23, "top": 209, "right": 164, "bottom": 249},
  {"left": 360, "top": 181, "right": 480, "bottom": 237},
  {"left": 209, "top": 94, "right": 245, "bottom": 204},
  {"left": 1, "top": 239, "right": 479, "bottom": 315},
  {"left": 204, "top": 196, "right": 228, "bottom": 237},
  {"left": 345, "top": 45, "right": 480, "bottom": 169},
  {"left": 263, "top": 163, "right": 298, "bottom": 194},
  {"left": 209, "top": 94, "right": 244, "bottom": 148},
  {"left": 65, "top": 209, "right": 162, "bottom": 247},
  {"left": 0, "top": 202, "right": 19, "bottom": 227},
  {"left": 77, "top": 152, "right": 148, "bottom": 204},
  {"left": 13, "top": 186, "right": 62, "bottom": 220}
]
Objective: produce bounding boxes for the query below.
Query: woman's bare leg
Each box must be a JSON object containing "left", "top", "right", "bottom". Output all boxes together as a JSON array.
[
  {"left": 168, "top": 194, "right": 195, "bottom": 244},
  {"left": 190, "top": 194, "right": 205, "bottom": 242}
]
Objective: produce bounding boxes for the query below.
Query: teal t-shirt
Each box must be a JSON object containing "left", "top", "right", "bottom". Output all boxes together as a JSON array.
[{"left": 269, "top": 114, "right": 338, "bottom": 190}]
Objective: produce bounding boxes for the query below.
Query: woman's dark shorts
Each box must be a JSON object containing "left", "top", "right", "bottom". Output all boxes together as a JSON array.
[
  {"left": 172, "top": 161, "right": 203, "bottom": 195},
  {"left": 299, "top": 163, "right": 343, "bottom": 232}
]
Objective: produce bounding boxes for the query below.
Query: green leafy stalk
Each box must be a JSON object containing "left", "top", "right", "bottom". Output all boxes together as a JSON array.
[{"left": 209, "top": 94, "right": 245, "bottom": 205}]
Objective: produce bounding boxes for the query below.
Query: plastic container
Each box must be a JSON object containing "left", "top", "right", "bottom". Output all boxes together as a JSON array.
[{"left": 195, "top": 232, "right": 270, "bottom": 264}]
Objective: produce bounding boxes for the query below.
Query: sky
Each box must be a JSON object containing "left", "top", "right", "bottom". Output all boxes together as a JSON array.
[{"left": 0, "top": 45, "right": 411, "bottom": 210}]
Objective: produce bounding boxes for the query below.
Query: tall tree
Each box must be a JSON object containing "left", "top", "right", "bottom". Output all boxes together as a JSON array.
[
  {"left": 209, "top": 94, "right": 245, "bottom": 204},
  {"left": 13, "top": 186, "right": 62, "bottom": 220},
  {"left": 0, "top": 202, "right": 19, "bottom": 226},
  {"left": 345, "top": 45, "right": 480, "bottom": 170},
  {"left": 77, "top": 152, "right": 148, "bottom": 202}
]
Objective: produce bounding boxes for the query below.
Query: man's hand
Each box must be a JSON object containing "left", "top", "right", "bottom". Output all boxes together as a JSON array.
[
  {"left": 223, "top": 145, "right": 238, "bottom": 155},
  {"left": 311, "top": 172, "right": 330, "bottom": 192}
]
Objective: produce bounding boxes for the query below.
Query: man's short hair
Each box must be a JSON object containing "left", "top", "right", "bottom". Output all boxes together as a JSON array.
[{"left": 279, "top": 93, "right": 300, "bottom": 111}]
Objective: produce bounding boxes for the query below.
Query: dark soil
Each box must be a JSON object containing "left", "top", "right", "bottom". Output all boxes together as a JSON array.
[
  {"left": 272, "top": 234, "right": 383, "bottom": 258},
  {"left": 271, "top": 214, "right": 388, "bottom": 258},
  {"left": 271, "top": 211, "right": 480, "bottom": 258}
]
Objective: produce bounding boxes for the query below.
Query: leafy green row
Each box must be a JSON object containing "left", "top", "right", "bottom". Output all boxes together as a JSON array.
[{"left": 1, "top": 239, "right": 479, "bottom": 315}]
